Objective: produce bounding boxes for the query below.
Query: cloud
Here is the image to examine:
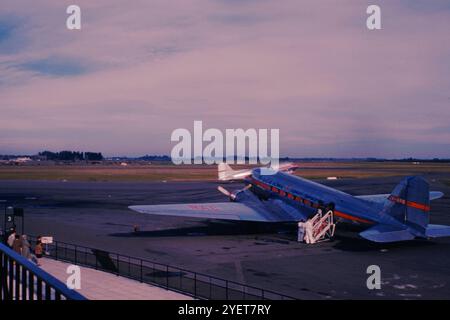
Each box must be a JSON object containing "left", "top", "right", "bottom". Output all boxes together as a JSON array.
[
  {"left": 0, "top": 16, "right": 28, "bottom": 54},
  {"left": 18, "top": 56, "right": 89, "bottom": 76},
  {"left": 0, "top": 21, "right": 14, "bottom": 43},
  {"left": 0, "top": 0, "right": 449, "bottom": 157}
]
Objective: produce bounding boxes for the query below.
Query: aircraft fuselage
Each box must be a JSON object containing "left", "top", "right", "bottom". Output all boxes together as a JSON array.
[{"left": 247, "top": 170, "right": 384, "bottom": 225}]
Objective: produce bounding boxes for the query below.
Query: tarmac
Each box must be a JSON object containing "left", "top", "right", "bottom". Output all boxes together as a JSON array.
[{"left": 1, "top": 173, "right": 450, "bottom": 299}]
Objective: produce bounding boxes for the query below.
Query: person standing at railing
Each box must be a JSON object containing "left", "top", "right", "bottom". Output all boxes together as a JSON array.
[
  {"left": 34, "top": 237, "right": 43, "bottom": 266},
  {"left": 21, "top": 235, "right": 32, "bottom": 260},
  {"left": 7, "top": 228, "right": 16, "bottom": 247},
  {"left": 12, "top": 234, "right": 22, "bottom": 254}
]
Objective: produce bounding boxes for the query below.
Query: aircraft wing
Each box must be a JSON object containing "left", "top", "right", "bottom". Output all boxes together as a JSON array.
[
  {"left": 129, "top": 202, "right": 280, "bottom": 222},
  {"left": 356, "top": 191, "right": 444, "bottom": 203},
  {"left": 129, "top": 188, "right": 310, "bottom": 223},
  {"left": 130, "top": 188, "right": 310, "bottom": 223}
]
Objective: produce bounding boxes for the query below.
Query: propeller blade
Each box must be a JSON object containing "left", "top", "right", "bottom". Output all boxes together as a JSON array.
[
  {"left": 218, "top": 185, "right": 252, "bottom": 201},
  {"left": 218, "top": 185, "right": 231, "bottom": 196},
  {"left": 217, "top": 186, "right": 236, "bottom": 200}
]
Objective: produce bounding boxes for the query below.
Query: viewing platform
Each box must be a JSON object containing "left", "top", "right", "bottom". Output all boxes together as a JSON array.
[
  {"left": 2, "top": 236, "right": 295, "bottom": 300},
  {"left": 40, "top": 258, "right": 191, "bottom": 300}
]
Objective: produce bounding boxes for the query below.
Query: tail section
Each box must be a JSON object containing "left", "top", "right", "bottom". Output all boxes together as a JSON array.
[
  {"left": 360, "top": 176, "right": 450, "bottom": 242},
  {"left": 385, "top": 176, "right": 430, "bottom": 232},
  {"left": 218, "top": 163, "right": 235, "bottom": 181}
]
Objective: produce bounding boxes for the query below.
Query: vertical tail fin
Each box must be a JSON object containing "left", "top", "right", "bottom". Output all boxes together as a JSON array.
[
  {"left": 218, "top": 163, "right": 235, "bottom": 181},
  {"left": 385, "top": 176, "right": 430, "bottom": 231},
  {"left": 362, "top": 176, "right": 450, "bottom": 242}
]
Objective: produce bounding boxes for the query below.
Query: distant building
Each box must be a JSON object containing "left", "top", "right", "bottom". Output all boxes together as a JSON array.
[{"left": 13, "top": 157, "right": 32, "bottom": 163}]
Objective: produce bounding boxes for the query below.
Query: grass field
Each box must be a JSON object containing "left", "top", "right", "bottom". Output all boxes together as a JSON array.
[{"left": 0, "top": 162, "right": 450, "bottom": 182}]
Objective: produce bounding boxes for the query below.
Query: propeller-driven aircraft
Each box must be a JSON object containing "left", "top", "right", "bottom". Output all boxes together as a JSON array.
[
  {"left": 218, "top": 162, "right": 298, "bottom": 181},
  {"left": 129, "top": 166, "right": 450, "bottom": 243}
]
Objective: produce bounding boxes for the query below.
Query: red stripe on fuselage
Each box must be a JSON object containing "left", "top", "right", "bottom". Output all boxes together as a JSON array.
[
  {"left": 249, "top": 176, "right": 374, "bottom": 224},
  {"left": 334, "top": 210, "right": 372, "bottom": 224},
  {"left": 388, "top": 195, "right": 430, "bottom": 212}
]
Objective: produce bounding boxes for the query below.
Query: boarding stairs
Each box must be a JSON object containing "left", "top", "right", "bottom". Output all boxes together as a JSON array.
[{"left": 309, "top": 210, "right": 336, "bottom": 243}]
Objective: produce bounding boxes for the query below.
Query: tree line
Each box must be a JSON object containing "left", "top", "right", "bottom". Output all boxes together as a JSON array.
[{"left": 39, "top": 151, "right": 103, "bottom": 161}]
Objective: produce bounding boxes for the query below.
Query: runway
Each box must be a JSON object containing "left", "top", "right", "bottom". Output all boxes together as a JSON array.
[{"left": 1, "top": 174, "right": 450, "bottom": 299}]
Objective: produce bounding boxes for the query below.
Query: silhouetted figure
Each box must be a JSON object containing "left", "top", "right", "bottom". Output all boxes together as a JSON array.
[
  {"left": 34, "top": 237, "right": 43, "bottom": 266},
  {"left": 12, "top": 234, "right": 22, "bottom": 254},
  {"left": 7, "top": 228, "right": 16, "bottom": 247},
  {"left": 21, "top": 235, "right": 32, "bottom": 260}
]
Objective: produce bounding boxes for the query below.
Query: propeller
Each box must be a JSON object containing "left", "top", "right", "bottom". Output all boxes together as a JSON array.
[
  {"left": 217, "top": 186, "right": 236, "bottom": 201},
  {"left": 217, "top": 185, "right": 251, "bottom": 201}
]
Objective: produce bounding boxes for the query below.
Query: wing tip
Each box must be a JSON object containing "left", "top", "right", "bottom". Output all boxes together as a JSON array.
[{"left": 128, "top": 205, "right": 143, "bottom": 213}]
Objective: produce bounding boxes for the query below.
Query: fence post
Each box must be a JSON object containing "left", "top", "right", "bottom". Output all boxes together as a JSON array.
[
  {"left": 55, "top": 241, "right": 58, "bottom": 261},
  {"left": 116, "top": 254, "right": 120, "bottom": 276},
  {"left": 166, "top": 265, "right": 169, "bottom": 289},
  {"left": 209, "top": 278, "right": 212, "bottom": 300},
  {"left": 179, "top": 269, "right": 182, "bottom": 290},
  {"left": 194, "top": 273, "right": 197, "bottom": 298},
  {"left": 140, "top": 259, "right": 143, "bottom": 283},
  {"left": 226, "top": 280, "right": 229, "bottom": 300}
]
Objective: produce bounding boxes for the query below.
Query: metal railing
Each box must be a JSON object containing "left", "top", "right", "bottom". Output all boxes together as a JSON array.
[
  {"left": 30, "top": 236, "right": 296, "bottom": 300},
  {"left": 0, "top": 242, "right": 86, "bottom": 300}
]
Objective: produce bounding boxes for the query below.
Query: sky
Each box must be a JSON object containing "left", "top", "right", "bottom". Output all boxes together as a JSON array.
[{"left": 0, "top": 0, "right": 449, "bottom": 158}]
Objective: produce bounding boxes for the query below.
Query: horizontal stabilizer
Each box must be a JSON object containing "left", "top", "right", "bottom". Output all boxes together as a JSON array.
[
  {"left": 425, "top": 224, "right": 450, "bottom": 238},
  {"left": 359, "top": 224, "right": 415, "bottom": 243},
  {"left": 430, "top": 191, "right": 444, "bottom": 200},
  {"left": 356, "top": 191, "right": 444, "bottom": 203}
]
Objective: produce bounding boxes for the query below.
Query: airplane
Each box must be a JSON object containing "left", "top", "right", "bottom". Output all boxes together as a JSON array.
[
  {"left": 129, "top": 167, "right": 450, "bottom": 243},
  {"left": 218, "top": 162, "right": 299, "bottom": 181}
]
